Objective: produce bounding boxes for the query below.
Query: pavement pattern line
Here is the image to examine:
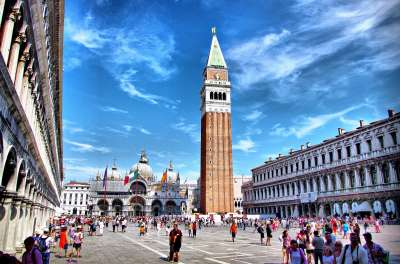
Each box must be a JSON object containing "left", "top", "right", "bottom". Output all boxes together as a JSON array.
[
  {"left": 119, "top": 233, "right": 186, "bottom": 264},
  {"left": 204, "top": 257, "right": 231, "bottom": 264}
]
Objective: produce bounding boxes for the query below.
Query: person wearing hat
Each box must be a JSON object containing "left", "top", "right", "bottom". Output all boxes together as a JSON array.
[{"left": 363, "top": 232, "right": 385, "bottom": 264}]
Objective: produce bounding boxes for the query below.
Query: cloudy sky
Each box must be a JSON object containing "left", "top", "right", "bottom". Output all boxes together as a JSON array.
[{"left": 63, "top": 0, "right": 400, "bottom": 182}]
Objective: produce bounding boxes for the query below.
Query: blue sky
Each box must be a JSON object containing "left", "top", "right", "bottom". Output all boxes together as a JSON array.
[{"left": 63, "top": 0, "right": 400, "bottom": 183}]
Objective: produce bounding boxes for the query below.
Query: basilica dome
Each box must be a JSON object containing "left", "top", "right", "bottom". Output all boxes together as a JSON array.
[{"left": 129, "top": 151, "right": 154, "bottom": 181}]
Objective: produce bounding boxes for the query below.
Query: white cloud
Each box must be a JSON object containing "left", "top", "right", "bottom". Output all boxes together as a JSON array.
[
  {"left": 270, "top": 104, "right": 366, "bottom": 138},
  {"left": 138, "top": 127, "right": 152, "bottom": 135},
  {"left": 103, "top": 126, "right": 128, "bottom": 136},
  {"left": 64, "top": 57, "right": 82, "bottom": 71},
  {"left": 101, "top": 106, "right": 128, "bottom": 114},
  {"left": 242, "top": 110, "right": 265, "bottom": 122},
  {"left": 123, "top": 125, "right": 133, "bottom": 132},
  {"left": 172, "top": 118, "right": 199, "bottom": 143},
  {"left": 227, "top": 0, "right": 400, "bottom": 102},
  {"left": 64, "top": 139, "right": 110, "bottom": 153},
  {"left": 233, "top": 137, "right": 256, "bottom": 152}
]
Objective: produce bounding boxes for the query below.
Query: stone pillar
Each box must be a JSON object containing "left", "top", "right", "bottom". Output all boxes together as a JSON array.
[
  {"left": 312, "top": 178, "right": 317, "bottom": 193},
  {"left": 8, "top": 33, "right": 26, "bottom": 81},
  {"left": 318, "top": 204, "right": 324, "bottom": 217},
  {"left": 0, "top": 0, "right": 5, "bottom": 26},
  {"left": 389, "top": 161, "right": 397, "bottom": 183},
  {"left": 15, "top": 199, "right": 27, "bottom": 248},
  {"left": 365, "top": 166, "right": 372, "bottom": 186},
  {"left": 1, "top": 9, "right": 19, "bottom": 63},
  {"left": 335, "top": 173, "right": 341, "bottom": 190},
  {"left": 327, "top": 175, "right": 333, "bottom": 191},
  {"left": 0, "top": 197, "right": 13, "bottom": 251},
  {"left": 3, "top": 199, "right": 21, "bottom": 253},
  {"left": 294, "top": 181, "right": 299, "bottom": 195},
  {"left": 300, "top": 180, "right": 305, "bottom": 193},
  {"left": 14, "top": 46, "right": 30, "bottom": 94},
  {"left": 23, "top": 202, "right": 32, "bottom": 239},
  {"left": 376, "top": 163, "right": 383, "bottom": 185},
  {"left": 285, "top": 206, "right": 289, "bottom": 218},
  {"left": 354, "top": 168, "right": 360, "bottom": 187},
  {"left": 320, "top": 176, "right": 326, "bottom": 192},
  {"left": 306, "top": 180, "right": 310, "bottom": 193},
  {"left": 344, "top": 171, "right": 350, "bottom": 190}
]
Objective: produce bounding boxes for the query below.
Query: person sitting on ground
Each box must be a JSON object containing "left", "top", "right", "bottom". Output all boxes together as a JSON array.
[{"left": 22, "top": 236, "right": 43, "bottom": 264}]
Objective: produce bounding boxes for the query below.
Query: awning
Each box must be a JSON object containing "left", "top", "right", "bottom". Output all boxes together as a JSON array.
[{"left": 356, "top": 201, "right": 372, "bottom": 212}]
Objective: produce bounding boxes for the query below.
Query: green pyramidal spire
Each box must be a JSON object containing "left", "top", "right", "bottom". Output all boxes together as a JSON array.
[{"left": 207, "top": 27, "right": 227, "bottom": 68}]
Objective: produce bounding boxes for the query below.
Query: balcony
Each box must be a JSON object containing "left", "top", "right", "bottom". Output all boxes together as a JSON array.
[{"left": 318, "top": 182, "right": 400, "bottom": 197}]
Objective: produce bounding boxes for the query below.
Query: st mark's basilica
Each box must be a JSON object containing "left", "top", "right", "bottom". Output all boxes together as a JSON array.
[{"left": 89, "top": 151, "right": 189, "bottom": 216}]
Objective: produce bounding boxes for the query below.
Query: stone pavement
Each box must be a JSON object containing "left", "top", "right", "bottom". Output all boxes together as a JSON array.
[{"left": 50, "top": 223, "right": 400, "bottom": 264}]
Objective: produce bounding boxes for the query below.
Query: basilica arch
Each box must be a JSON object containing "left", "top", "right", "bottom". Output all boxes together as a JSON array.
[
  {"left": 97, "top": 199, "right": 109, "bottom": 215},
  {"left": 165, "top": 200, "right": 177, "bottom": 215},
  {"left": 151, "top": 200, "right": 162, "bottom": 216},
  {"left": 129, "top": 196, "right": 145, "bottom": 216},
  {"left": 112, "top": 199, "right": 123, "bottom": 215},
  {"left": 130, "top": 181, "right": 147, "bottom": 195}
]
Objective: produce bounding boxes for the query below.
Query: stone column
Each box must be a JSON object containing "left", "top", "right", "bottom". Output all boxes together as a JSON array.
[
  {"left": 312, "top": 178, "right": 317, "bottom": 193},
  {"left": 306, "top": 179, "right": 310, "bottom": 193},
  {"left": 335, "top": 173, "right": 341, "bottom": 190},
  {"left": 294, "top": 181, "right": 299, "bottom": 195},
  {"left": 320, "top": 176, "right": 325, "bottom": 192},
  {"left": 354, "top": 168, "right": 360, "bottom": 187},
  {"left": 365, "top": 166, "right": 372, "bottom": 186},
  {"left": 8, "top": 33, "right": 26, "bottom": 81},
  {"left": 376, "top": 163, "right": 383, "bottom": 185},
  {"left": 1, "top": 9, "right": 20, "bottom": 63},
  {"left": 389, "top": 161, "right": 397, "bottom": 183},
  {"left": 285, "top": 206, "right": 289, "bottom": 218},
  {"left": 327, "top": 175, "right": 333, "bottom": 191},
  {"left": 4, "top": 199, "right": 21, "bottom": 253},
  {"left": 15, "top": 199, "right": 27, "bottom": 248},
  {"left": 300, "top": 180, "right": 305, "bottom": 193},
  {"left": 14, "top": 45, "right": 30, "bottom": 95},
  {"left": 23, "top": 202, "right": 33, "bottom": 239},
  {"left": 0, "top": 197, "right": 14, "bottom": 251},
  {"left": 344, "top": 171, "right": 350, "bottom": 190}
]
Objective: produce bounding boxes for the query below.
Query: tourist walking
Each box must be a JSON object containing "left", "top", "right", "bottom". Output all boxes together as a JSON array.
[
  {"left": 112, "top": 218, "right": 116, "bottom": 232},
  {"left": 230, "top": 221, "right": 238, "bottom": 242},
  {"left": 38, "top": 229, "right": 53, "bottom": 264},
  {"left": 266, "top": 223, "right": 272, "bottom": 246},
  {"left": 322, "top": 246, "right": 334, "bottom": 264},
  {"left": 22, "top": 236, "right": 43, "bottom": 264},
  {"left": 99, "top": 220, "right": 104, "bottom": 236},
  {"left": 362, "top": 232, "right": 386, "bottom": 264},
  {"left": 169, "top": 223, "right": 183, "bottom": 262},
  {"left": 257, "top": 224, "right": 264, "bottom": 245},
  {"left": 280, "top": 230, "right": 291, "bottom": 264},
  {"left": 312, "top": 230, "right": 324, "bottom": 264},
  {"left": 70, "top": 226, "right": 84, "bottom": 261},
  {"left": 192, "top": 221, "right": 197, "bottom": 238},
  {"left": 287, "top": 239, "right": 307, "bottom": 264},
  {"left": 337, "top": 233, "right": 368, "bottom": 264},
  {"left": 333, "top": 241, "right": 343, "bottom": 264},
  {"left": 58, "top": 226, "right": 68, "bottom": 258}
]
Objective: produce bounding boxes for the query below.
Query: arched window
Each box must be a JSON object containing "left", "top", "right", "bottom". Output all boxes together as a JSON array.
[
  {"left": 223, "top": 93, "right": 226, "bottom": 100},
  {"left": 210, "top": 91, "right": 213, "bottom": 100},
  {"left": 214, "top": 92, "right": 218, "bottom": 100},
  {"left": 218, "top": 92, "right": 222, "bottom": 100}
]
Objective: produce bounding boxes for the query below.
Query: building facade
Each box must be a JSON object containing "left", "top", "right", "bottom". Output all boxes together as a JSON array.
[
  {"left": 200, "top": 27, "right": 233, "bottom": 214},
  {"left": 233, "top": 176, "right": 250, "bottom": 214},
  {"left": 89, "top": 151, "right": 189, "bottom": 217},
  {"left": 243, "top": 111, "right": 400, "bottom": 219},
  {"left": 0, "top": 0, "right": 63, "bottom": 253},
  {"left": 60, "top": 181, "right": 90, "bottom": 216}
]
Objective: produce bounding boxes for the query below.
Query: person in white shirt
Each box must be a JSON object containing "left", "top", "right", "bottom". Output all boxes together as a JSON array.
[
  {"left": 98, "top": 220, "right": 104, "bottom": 235},
  {"left": 337, "top": 233, "right": 368, "bottom": 264}
]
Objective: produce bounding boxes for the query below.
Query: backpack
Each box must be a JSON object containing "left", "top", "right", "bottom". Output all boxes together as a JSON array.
[{"left": 38, "top": 236, "right": 48, "bottom": 253}]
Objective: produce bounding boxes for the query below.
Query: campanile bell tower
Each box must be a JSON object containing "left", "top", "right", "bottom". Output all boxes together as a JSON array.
[{"left": 200, "top": 27, "right": 233, "bottom": 213}]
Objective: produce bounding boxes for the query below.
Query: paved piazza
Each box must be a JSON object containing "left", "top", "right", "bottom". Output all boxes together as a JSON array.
[{"left": 51, "top": 224, "right": 400, "bottom": 264}]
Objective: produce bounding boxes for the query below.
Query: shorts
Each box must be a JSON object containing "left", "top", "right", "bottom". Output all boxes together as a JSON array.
[
  {"left": 62, "top": 244, "right": 68, "bottom": 250},
  {"left": 260, "top": 233, "right": 265, "bottom": 239},
  {"left": 306, "top": 249, "right": 314, "bottom": 254},
  {"left": 231, "top": 232, "right": 236, "bottom": 238},
  {"left": 73, "top": 243, "right": 81, "bottom": 249}
]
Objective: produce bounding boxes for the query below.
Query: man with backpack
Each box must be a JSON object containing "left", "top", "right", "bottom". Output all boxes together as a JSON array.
[
  {"left": 38, "top": 229, "right": 53, "bottom": 264},
  {"left": 338, "top": 232, "right": 368, "bottom": 264},
  {"left": 22, "top": 236, "right": 43, "bottom": 264}
]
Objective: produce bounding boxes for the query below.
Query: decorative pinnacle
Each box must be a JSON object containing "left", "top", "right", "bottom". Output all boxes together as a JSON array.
[{"left": 211, "top": 26, "right": 216, "bottom": 35}]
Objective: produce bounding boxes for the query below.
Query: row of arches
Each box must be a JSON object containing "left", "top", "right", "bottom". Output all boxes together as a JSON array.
[
  {"left": 210, "top": 91, "right": 227, "bottom": 101},
  {"left": 96, "top": 197, "right": 185, "bottom": 216}
]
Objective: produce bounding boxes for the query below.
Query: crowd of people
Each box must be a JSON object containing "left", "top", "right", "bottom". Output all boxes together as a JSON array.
[{"left": 0, "top": 213, "right": 393, "bottom": 264}]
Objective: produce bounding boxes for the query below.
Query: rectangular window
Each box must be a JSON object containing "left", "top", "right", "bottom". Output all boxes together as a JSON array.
[
  {"left": 285, "top": 166, "right": 288, "bottom": 174},
  {"left": 367, "top": 140, "right": 372, "bottom": 151},
  {"left": 280, "top": 167, "right": 283, "bottom": 175},
  {"left": 296, "top": 163, "right": 299, "bottom": 172},
  {"left": 356, "top": 143, "right": 361, "bottom": 155},
  {"left": 329, "top": 152, "right": 333, "bottom": 163},
  {"left": 301, "top": 160, "right": 305, "bottom": 170},
  {"left": 276, "top": 169, "right": 279, "bottom": 176},
  {"left": 272, "top": 170, "right": 274, "bottom": 177},
  {"left": 322, "top": 154, "right": 326, "bottom": 164},
  {"left": 308, "top": 159, "right": 311, "bottom": 168},
  {"left": 314, "top": 156, "right": 318, "bottom": 166},
  {"left": 378, "top": 136, "right": 384, "bottom": 149},
  {"left": 267, "top": 171, "right": 270, "bottom": 178},
  {"left": 346, "top": 146, "right": 351, "bottom": 157},
  {"left": 290, "top": 164, "right": 293, "bottom": 173},
  {"left": 337, "top": 149, "right": 342, "bottom": 160},
  {"left": 390, "top": 132, "right": 397, "bottom": 145}
]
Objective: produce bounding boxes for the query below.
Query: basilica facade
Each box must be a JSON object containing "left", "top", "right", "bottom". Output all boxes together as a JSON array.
[{"left": 89, "top": 151, "right": 189, "bottom": 216}]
